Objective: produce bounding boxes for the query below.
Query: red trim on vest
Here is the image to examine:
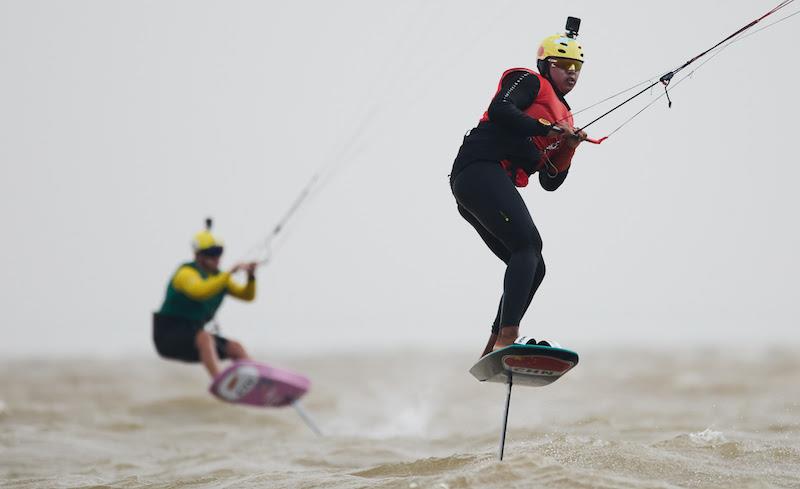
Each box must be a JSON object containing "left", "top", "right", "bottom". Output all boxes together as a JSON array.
[{"left": 480, "top": 68, "right": 575, "bottom": 185}]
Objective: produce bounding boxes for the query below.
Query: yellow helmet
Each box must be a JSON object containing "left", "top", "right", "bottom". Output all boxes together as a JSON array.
[
  {"left": 537, "top": 34, "right": 584, "bottom": 63},
  {"left": 192, "top": 218, "right": 224, "bottom": 255},
  {"left": 536, "top": 17, "right": 584, "bottom": 79}
]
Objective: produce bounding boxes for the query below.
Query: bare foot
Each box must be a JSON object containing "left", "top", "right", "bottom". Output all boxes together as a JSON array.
[{"left": 491, "top": 326, "right": 519, "bottom": 351}]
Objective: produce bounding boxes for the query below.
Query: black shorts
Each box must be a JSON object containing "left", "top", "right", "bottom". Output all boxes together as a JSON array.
[{"left": 152, "top": 313, "right": 229, "bottom": 363}]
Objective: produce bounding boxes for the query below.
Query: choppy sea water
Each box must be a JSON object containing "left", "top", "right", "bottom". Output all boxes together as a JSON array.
[{"left": 1, "top": 347, "right": 799, "bottom": 489}]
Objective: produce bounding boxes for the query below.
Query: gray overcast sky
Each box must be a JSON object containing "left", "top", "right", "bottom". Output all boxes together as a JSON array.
[{"left": 1, "top": 0, "right": 798, "bottom": 357}]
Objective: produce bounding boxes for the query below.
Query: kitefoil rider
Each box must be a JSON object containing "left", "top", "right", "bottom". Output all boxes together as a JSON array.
[
  {"left": 450, "top": 17, "right": 589, "bottom": 357},
  {"left": 153, "top": 219, "right": 259, "bottom": 377}
]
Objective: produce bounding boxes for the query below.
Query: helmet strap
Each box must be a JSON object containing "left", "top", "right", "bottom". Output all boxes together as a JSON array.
[{"left": 537, "top": 59, "right": 552, "bottom": 80}]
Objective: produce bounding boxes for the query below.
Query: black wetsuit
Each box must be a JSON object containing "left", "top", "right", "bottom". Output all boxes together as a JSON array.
[{"left": 450, "top": 70, "right": 570, "bottom": 334}]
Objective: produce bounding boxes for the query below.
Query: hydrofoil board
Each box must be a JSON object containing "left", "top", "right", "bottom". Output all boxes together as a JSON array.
[
  {"left": 209, "top": 360, "right": 310, "bottom": 407},
  {"left": 469, "top": 344, "right": 579, "bottom": 387}
]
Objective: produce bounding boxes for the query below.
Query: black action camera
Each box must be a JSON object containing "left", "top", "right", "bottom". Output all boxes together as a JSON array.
[{"left": 565, "top": 16, "right": 581, "bottom": 38}]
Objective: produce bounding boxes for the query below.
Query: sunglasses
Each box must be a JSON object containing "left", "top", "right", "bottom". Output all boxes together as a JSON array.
[
  {"left": 550, "top": 58, "right": 582, "bottom": 73},
  {"left": 198, "top": 246, "right": 224, "bottom": 257}
]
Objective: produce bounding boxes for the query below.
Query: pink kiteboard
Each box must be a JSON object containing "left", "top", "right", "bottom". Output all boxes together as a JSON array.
[{"left": 209, "top": 360, "right": 310, "bottom": 408}]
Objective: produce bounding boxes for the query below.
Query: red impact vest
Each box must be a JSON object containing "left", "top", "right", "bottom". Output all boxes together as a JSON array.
[{"left": 480, "top": 68, "right": 575, "bottom": 187}]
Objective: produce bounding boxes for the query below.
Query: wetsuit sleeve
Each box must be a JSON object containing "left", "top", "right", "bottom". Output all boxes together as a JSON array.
[
  {"left": 172, "top": 266, "right": 231, "bottom": 300},
  {"left": 486, "top": 71, "right": 553, "bottom": 138},
  {"left": 539, "top": 167, "right": 569, "bottom": 191},
  {"left": 227, "top": 276, "right": 256, "bottom": 301}
]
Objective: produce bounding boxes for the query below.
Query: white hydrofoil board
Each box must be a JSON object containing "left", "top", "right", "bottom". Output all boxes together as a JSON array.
[{"left": 469, "top": 344, "right": 579, "bottom": 387}]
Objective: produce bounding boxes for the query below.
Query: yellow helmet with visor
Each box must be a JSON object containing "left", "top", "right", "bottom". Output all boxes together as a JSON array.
[{"left": 537, "top": 17, "right": 584, "bottom": 75}]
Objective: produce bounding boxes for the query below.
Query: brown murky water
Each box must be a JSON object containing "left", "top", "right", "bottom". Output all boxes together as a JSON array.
[{"left": 2, "top": 347, "right": 799, "bottom": 488}]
